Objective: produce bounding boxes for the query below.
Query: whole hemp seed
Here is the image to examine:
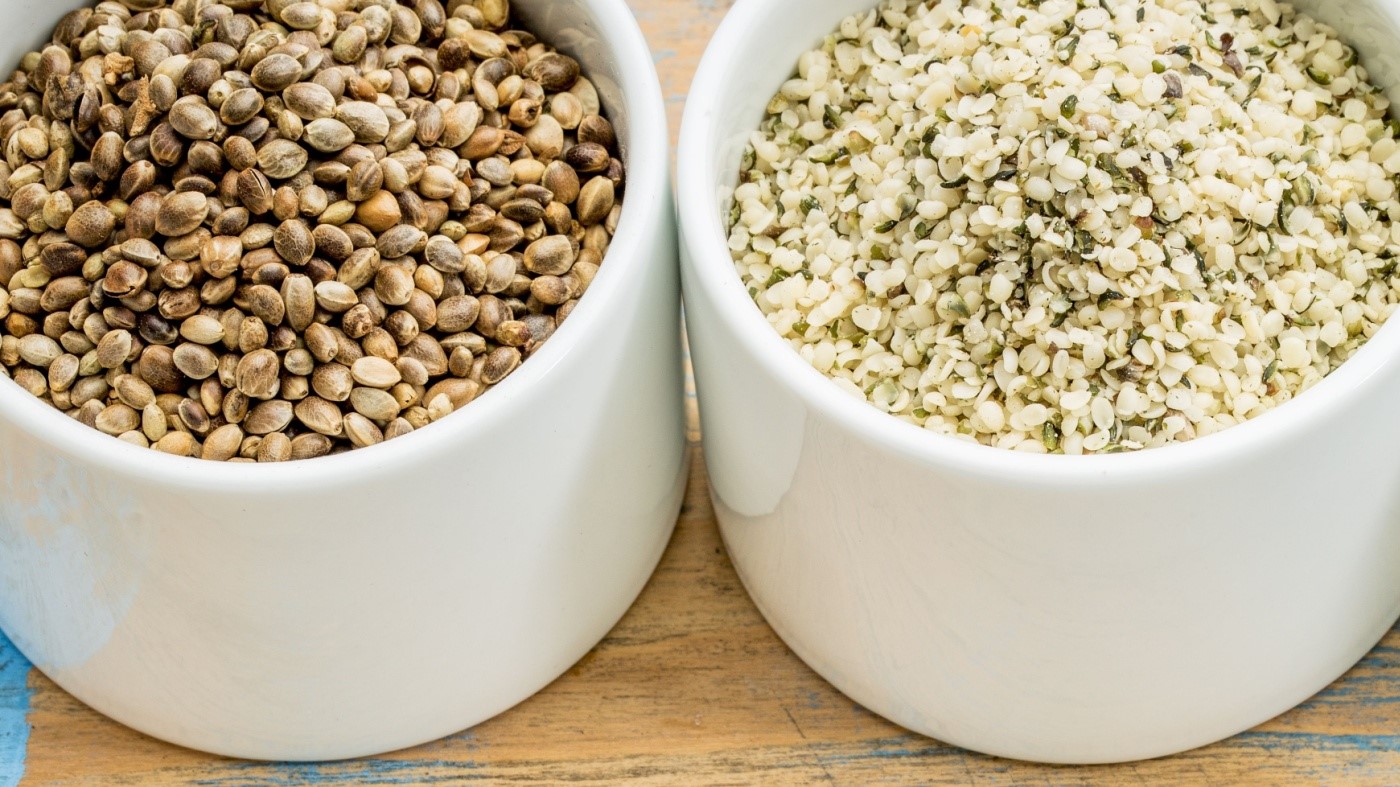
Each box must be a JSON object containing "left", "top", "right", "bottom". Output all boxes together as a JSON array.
[
  {"left": 731, "top": 0, "right": 1400, "bottom": 455},
  {"left": 0, "top": 0, "right": 625, "bottom": 461}
]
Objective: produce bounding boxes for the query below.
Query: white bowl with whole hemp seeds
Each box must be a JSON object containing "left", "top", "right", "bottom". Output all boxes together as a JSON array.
[
  {"left": 680, "top": 0, "right": 1400, "bottom": 764},
  {"left": 0, "top": 0, "right": 684, "bottom": 761}
]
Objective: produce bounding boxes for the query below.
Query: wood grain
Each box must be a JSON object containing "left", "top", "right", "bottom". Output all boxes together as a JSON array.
[{"left": 16, "top": 0, "right": 1400, "bottom": 783}]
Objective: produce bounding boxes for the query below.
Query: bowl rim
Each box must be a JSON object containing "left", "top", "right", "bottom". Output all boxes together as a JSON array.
[
  {"left": 0, "top": 0, "right": 669, "bottom": 491},
  {"left": 676, "top": 0, "right": 1400, "bottom": 484}
]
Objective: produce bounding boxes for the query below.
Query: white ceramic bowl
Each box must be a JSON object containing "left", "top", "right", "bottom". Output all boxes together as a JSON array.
[
  {"left": 679, "top": 0, "right": 1400, "bottom": 765},
  {"left": 0, "top": 0, "right": 685, "bottom": 762}
]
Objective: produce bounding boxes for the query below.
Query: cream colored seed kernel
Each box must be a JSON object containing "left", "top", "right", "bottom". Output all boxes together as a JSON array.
[{"left": 729, "top": 0, "right": 1400, "bottom": 454}]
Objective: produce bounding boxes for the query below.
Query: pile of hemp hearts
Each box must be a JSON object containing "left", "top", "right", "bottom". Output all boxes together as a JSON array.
[
  {"left": 730, "top": 0, "right": 1400, "bottom": 454},
  {"left": 0, "top": 0, "right": 623, "bottom": 461}
]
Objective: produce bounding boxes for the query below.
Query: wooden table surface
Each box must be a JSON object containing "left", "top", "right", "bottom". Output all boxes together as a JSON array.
[{"left": 4, "top": 0, "right": 1400, "bottom": 783}]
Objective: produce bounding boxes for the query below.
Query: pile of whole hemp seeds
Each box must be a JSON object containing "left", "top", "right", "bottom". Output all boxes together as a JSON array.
[
  {"left": 730, "top": 0, "right": 1400, "bottom": 454},
  {"left": 0, "top": 0, "right": 623, "bottom": 461}
]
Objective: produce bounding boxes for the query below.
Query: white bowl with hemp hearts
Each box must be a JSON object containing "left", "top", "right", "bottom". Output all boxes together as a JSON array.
[
  {"left": 681, "top": 0, "right": 1400, "bottom": 764},
  {"left": 0, "top": 0, "right": 684, "bottom": 761}
]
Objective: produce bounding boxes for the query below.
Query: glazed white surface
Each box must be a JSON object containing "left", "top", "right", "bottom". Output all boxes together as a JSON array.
[
  {"left": 678, "top": 0, "right": 1400, "bottom": 764},
  {"left": 0, "top": 0, "right": 687, "bottom": 761}
]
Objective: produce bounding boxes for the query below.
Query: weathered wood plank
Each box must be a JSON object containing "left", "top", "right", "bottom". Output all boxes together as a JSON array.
[{"left": 19, "top": 443, "right": 1400, "bottom": 784}]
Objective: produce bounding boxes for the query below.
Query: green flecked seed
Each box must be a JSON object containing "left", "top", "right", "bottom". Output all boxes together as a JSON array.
[{"left": 1308, "top": 66, "right": 1333, "bottom": 85}]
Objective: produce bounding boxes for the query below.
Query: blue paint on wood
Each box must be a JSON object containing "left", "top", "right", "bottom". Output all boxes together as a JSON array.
[
  {"left": 1234, "top": 731, "right": 1400, "bottom": 752},
  {"left": 816, "top": 736, "right": 962, "bottom": 762},
  {"left": 192, "top": 758, "right": 484, "bottom": 786},
  {"left": 0, "top": 631, "right": 31, "bottom": 787}
]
